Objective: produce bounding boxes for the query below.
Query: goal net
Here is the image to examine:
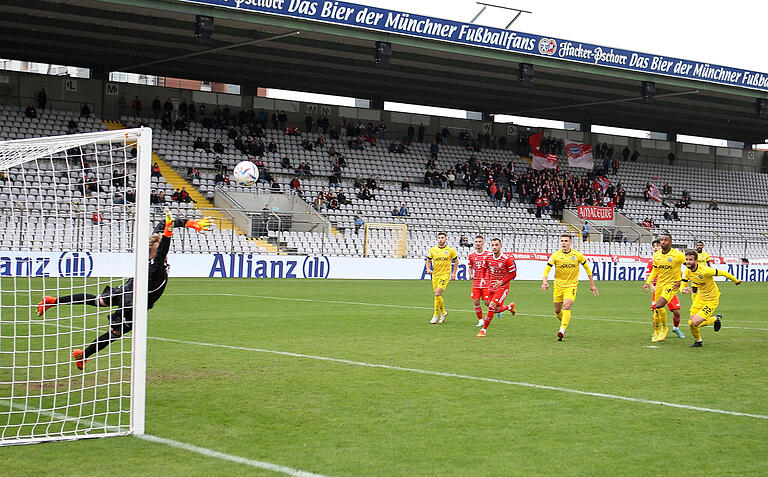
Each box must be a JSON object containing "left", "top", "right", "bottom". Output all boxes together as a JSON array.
[
  {"left": 0, "top": 128, "right": 151, "bottom": 445},
  {"left": 364, "top": 222, "right": 407, "bottom": 258}
]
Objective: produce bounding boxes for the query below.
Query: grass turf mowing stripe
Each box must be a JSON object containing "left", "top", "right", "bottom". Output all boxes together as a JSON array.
[
  {"left": 150, "top": 336, "right": 768, "bottom": 421},
  {"left": 0, "top": 400, "right": 328, "bottom": 476},
  {"left": 165, "top": 293, "right": 768, "bottom": 331}
]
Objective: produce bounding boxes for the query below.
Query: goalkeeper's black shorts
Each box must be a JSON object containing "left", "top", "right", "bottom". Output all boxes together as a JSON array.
[{"left": 101, "top": 281, "right": 134, "bottom": 334}]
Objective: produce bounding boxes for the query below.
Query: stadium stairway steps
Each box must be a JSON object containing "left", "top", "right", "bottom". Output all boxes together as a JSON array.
[{"left": 103, "top": 120, "right": 280, "bottom": 254}]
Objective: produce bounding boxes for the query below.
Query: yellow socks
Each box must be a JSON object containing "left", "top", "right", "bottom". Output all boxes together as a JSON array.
[
  {"left": 556, "top": 310, "right": 563, "bottom": 322},
  {"left": 657, "top": 307, "right": 668, "bottom": 332},
  {"left": 434, "top": 296, "right": 445, "bottom": 316},
  {"left": 689, "top": 319, "right": 702, "bottom": 341},
  {"left": 561, "top": 310, "right": 572, "bottom": 330}
]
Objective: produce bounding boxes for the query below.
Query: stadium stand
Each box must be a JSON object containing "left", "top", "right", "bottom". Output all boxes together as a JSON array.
[{"left": 2, "top": 99, "right": 766, "bottom": 258}]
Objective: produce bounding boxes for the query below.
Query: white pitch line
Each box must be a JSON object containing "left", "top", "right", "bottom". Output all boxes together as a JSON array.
[
  {"left": 136, "top": 434, "right": 327, "bottom": 477},
  {"left": 0, "top": 400, "right": 328, "bottom": 476},
  {"left": 150, "top": 336, "right": 768, "bottom": 421},
  {"left": 165, "top": 293, "right": 768, "bottom": 331}
]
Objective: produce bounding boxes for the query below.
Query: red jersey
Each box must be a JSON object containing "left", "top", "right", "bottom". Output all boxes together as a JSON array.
[
  {"left": 486, "top": 252, "right": 517, "bottom": 289},
  {"left": 468, "top": 250, "right": 491, "bottom": 288},
  {"left": 646, "top": 260, "right": 657, "bottom": 285}
]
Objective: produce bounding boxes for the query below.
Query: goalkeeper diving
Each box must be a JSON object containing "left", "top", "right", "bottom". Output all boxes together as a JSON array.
[{"left": 36, "top": 209, "right": 212, "bottom": 369}]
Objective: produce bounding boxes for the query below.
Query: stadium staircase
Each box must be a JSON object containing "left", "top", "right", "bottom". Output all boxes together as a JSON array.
[{"left": 102, "top": 119, "right": 279, "bottom": 253}]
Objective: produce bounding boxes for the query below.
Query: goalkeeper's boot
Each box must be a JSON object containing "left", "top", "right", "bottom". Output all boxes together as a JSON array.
[
  {"left": 438, "top": 312, "right": 447, "bottom": 324},
  {"left": 476, "top": 329, "right": 486, "bottom": 337},
  {"left": 430, "top": 316, "right": 438, "bottom": 324},
  {"left": 713, "top": 314, "right": 723, "bottom": 332},
  {"left": 672, "top": 327, "right": 686, "bottom": 339},
  {"left": 689, "top": 341, "right": 703, "bottom": 348},
  {"left": 72, "top": 349, "right": 88, "bottom": 370},
  {"left": 36, "top": 296, "right": 57, "bottom": 316}
]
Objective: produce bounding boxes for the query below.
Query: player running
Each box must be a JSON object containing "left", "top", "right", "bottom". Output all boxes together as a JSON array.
[
  {"left": 642, "top": 233, "right": 685, "bottom": 342},
  {"left": 476, "top": 238, "right": 516, "bottom": 337},
  {"left": 541, "top": 234, "right": 598, "bottom": 341},
  {"left": 680, "top": 250, "right": 741, "bottom": 347},
  {"left": 694, "top": 241, "right": 711, "bottom": 267},
  {"left": 468, "top": 235, "right": 492, "bottom": 327},
  {"left": 37, "top": 209, "right": 211, "bottom": 369},
  {"left": 646, "top": 239, "right": 684, "bottom": 339},
  {"left": 425, "top": 231, "right": 458, "bottom": 324}
]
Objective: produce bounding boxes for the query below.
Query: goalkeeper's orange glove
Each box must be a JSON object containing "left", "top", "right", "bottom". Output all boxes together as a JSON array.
[
  {"left": 163, "top": 208, "right": 174, "bottom": 237},
  {"left": 185, "top": 217, "right": 212, "bottom": 233}
]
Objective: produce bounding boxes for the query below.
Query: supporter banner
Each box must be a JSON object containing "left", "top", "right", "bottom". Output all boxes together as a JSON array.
[
  {"left": 529, "top": 132, "right": 557, "bottom": 170},
  {"left": 566, "top": 143, "right": 593, "bottom": 169},
  {"left": 647, "top": 182, "right": 662, "bottom": 202},
  {"left": 179, "top": 0, "right": 768, "bottom": 92},
  {"left": 3, "top": 251, "right": 765, "bottom": 281},
  {"left": 577, "top": 206, "right": 614, "bottom": 221}
]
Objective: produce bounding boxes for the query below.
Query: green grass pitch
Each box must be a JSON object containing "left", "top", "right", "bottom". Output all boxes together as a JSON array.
[{"left": 2, "top": 278, "right": 767, "bottom": 476}]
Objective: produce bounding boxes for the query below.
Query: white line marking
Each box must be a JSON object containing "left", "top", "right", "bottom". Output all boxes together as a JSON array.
[
  {"left": 149, "top": 336, "right": 768, "bottom": 421},
  {"left": 136, "top": 434, "right": 328, "bottom": 477},
  {"left": 165, "top": 293, "right": 768, "bottom": 331},
  {"left": 646, "top": 346, "right": 661, "bottom": 349},
  {"left": 0, "top": 400, "right": 327, "bottom": 476}
]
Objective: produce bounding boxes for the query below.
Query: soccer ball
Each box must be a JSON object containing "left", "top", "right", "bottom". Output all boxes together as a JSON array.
[{"left": 233, "top": 161, "right": 259, "bottom": 186}]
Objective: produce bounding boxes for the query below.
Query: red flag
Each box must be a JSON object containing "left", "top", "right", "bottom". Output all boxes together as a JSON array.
[
  {"left": 530, "top": 133, "right": 557, "bottom": 170},
  {"left": 647, "top": 182, "right": 662, "bottom": 202}
]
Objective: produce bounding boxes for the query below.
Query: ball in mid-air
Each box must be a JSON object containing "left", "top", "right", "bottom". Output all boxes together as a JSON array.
[{"left": 233, "top": 161, "right": 259, "bottom": 186}]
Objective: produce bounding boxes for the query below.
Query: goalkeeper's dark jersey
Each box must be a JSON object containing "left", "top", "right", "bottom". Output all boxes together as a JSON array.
[{"left": 145, "top": 218, "right": 186, "bottom": 309}]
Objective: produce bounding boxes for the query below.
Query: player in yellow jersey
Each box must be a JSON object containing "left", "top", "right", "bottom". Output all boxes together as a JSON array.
[
  {"left": 642, "top": 233, "right": 685, "bottom": 342},
  {"left": 694, "top": 241, "right": 711, "bottom": 267},
  {"left": 542, "top": 234, "right": 598, "bottom": 341},
  {"left": 681, "top": 250, "right": 741, "bottom": 347},
  {"left": 425, "top": 231, "right": 458, "bottom": 324}
]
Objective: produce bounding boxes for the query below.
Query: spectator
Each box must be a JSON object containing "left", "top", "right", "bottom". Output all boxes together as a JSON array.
[
  {"left": 622, "top": 146, "right": 630, "bottom": 161},
  {"left": 535, "top": 194, "right": 544, "bottom": 218},
  {"left": 582, "top": 224, "right": 590, "bottom": 241},
  {"left": 67, "top": 116, "right": 78, "bottom": 132},
  {"left": 642, "top": 217, "right": 654, "bottom": 229},
  {"left": 430, "top": 140, "right": 439, "bottom": 159},
  {"left": 151, "top": 162, "right": 162, "bottom": 178},
  {"left": 313, "top": 192, "right": 327, "bottom": 211},
  {"left": 668, "top": 152, "right": 676, "bottom": 166},
  {"left": 459, "top": 235, "right": 471, "bottom": 248},
  {"left": 0, "top": 171, "right": 8, "bottom": 182},
  {"left": 213, "top": 156, "right": 223, "bottom": 171},
  {"left": 290, "top": 176, "right": 302, "bottom": 194},
  {"left": 25, "top": 104, "right": 37, "bottom": 119},
  {"left": 171, "top": 188, "right": 181, "bottom": 201},
  {"left": 214, "top": 171, "right": 230, "bottom": 186},
  {"left": 280, "top": 155, "right": 292, "bottom": 169},
  {"left": 187, "top": 166, "right": 201, "bottom": 181},
  {"left": 174, "top": 114, "right": 188, "bottom": 132},
  {"left": 178, "top": 187, "right": 193, "bottom": 203},
  {"left": 131, "top": 96, "right": 142, "bottom": 118},
  {"left": 80, "top": 104, "right": 90, "bottom": 118},
  {"left": 301, "top": 137, "right": 313, "bottom": 151},
  {"left": 708, "top": 198, "right": 719, "bottom": 210},
  {"left": 611, "top": 158, "right": 619, "bottom": 174},
  {"left": 268, "top": 139, "right": 278, "bottom": 153},
  {"left": 179, "top": 99, "right": 188, "bottom": 117},
  {"left": 156, "top": 190, "right": 166, "bottom": 203},
  {"left": 494, "top": 186, "right": 503, "bottom": 207},
  {"left": 671, "top": 208, "right": 680, "bottom": 221},
  {"left": 663, "top": 183, "right": 672, "bottom": 195},
  {"left": 92, "top": 211, "right": 103, "bottom": 225},
  {"left": 163, "top": 98, "right": 173, "bottom": 117},
  {"left": 37, "top": 88, "right": 47, "bottom": 112},
  {"left": 271, "top": 179, "right": 281, "bottom": 192},
  {"left": 353, "top": 174, "right": 364, "bottom": 189},
  {"left": 417, "top": 123, "right": 425, "bottom": 142},
  {"left": 337, "top": 189, "right": 348, "bottom": 205},
  {"left": 354, "top": 210, "right": 364, "bottom": 233},
  {"left": 447, "top": 169, "right": 455, "bottom": 189},
  {"left": 358, "top": 186, "right": 374, "bottom": 200},
  {"left": 631, "top": 150, "right": 640, "bottom": 162},
  {"left": 152, "top": 96, "right": 162, "bottom": 119},
  {"left": 398, "top": 203, "right": 409, "bottom": 216},
  {"left": 213, "top": 140, "right": 225, "bottom": 154},
  {"left": 305, "top": 115, "right": 314, "bottom": 133},
  {"left": 663, "top": 209, "right": 673, "bottom": 221},
  {"left": 401, "top": 178, "right": 411, "bottom": 191}
]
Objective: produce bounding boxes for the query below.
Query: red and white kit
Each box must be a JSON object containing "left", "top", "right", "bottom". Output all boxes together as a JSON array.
[
  {"left": 485, "top": 252, "right": 517, "bottom": 305},
  {"left": 468, "top": 250, "right": 491, "bottom": 300}
]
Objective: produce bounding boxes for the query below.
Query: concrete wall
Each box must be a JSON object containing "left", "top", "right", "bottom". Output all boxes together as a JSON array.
[{"left": 0, "top": 70, "right": 760, "bottom": 172}]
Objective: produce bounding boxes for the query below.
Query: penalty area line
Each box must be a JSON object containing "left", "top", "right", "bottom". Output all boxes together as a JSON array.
[
  {"left": 165, "top": 293, "right": 768, "bottom": 331},
  {"left": 150, "top": 336, "right": 768, "bottom": 421}
]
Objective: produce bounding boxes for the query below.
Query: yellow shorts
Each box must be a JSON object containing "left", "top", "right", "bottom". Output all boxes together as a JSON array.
[
  {"left": 553, "top": 285, "right": 577, "bottom": 303},
  {"left": 690, "top": 298, "right": 719, "bottom": 324},
  {"left": 432, "top": 275, "right": 450, "bottom": 291},
  {"left": 657, "top": 284, "right": 679, "bottom": 304}
]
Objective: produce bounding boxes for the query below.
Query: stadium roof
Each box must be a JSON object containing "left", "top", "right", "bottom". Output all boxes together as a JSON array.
[{"left": 3, "top": 0, "right": 767, "bottom": 144}]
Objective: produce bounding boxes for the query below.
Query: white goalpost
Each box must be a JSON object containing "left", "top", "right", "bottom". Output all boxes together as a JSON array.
[{"left": 0, "top": 128, "right": 151, "bottom": 445}]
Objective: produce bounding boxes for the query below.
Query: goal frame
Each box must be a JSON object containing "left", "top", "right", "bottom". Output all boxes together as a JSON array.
[
  {"left": 0, "top": 127, "right": 152, "bottom": 445},
  {"left": 363, "top": 222, "right": 408, "bottom": 258}
]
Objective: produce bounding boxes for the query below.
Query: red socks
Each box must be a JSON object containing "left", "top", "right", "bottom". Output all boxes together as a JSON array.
[{"left": 474, "top": 304, "right": 483, "bottom": 320}]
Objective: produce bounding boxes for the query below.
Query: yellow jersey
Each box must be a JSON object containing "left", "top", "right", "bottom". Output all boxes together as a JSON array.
[
  {"left": 697, "top": 251, "right": 711, "bottom": 267},
  {"left": 427, "top": 245, "right": 457, "bottom": 278},
  {"left": 645, "top": 248, "right": 686, "bottom": 288},
  {"left": 683, "top": 265, "right": 738, "bottom": 302},
  {"left": 543, "top": 249, "right": 591, "bottom": 288}
]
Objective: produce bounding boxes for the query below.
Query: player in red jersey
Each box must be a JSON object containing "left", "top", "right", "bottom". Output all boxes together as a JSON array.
[
  {"left": 476, "top": 238, "right": 517, "bottom": 337},
  {"left": 468, "top": 235, "right": 492, "bottom": 326},
  {"left": 646, "top": 239, "right": 685, "bottom": 339}
]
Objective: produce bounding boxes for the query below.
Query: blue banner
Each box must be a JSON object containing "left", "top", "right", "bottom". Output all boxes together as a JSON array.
[{"left": 179, "top": 0, "right": 768, "bottom": 92}]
